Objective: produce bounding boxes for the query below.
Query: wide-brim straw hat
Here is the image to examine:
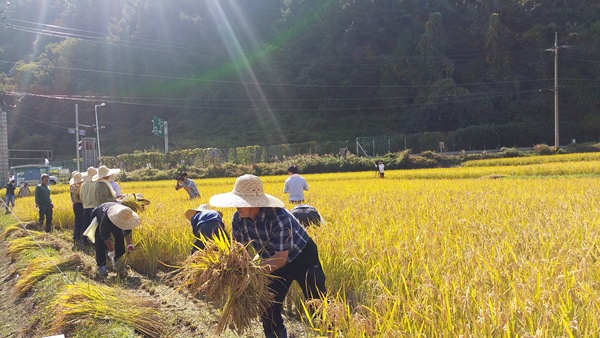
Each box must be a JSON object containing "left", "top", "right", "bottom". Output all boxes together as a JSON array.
[
  {"left": 135, "top": 193, "right": 151, "bottom": 205},
  {"left": 185, "top": 204, "right": 222, "bottom": 221},
  {"left": 69, "top": 172, "right": 84, "bottom": 185},
  {"left": 209, "top": 174, "right": 284, "bottom": 208},
  {"left": 92, "top": 165, "right": 121, "bottom": 182},
  {"left": 82, "top": 166, "right": 97, "bottom": 182},
  {"left": 107, "top": 204, "right": 141, "bottom": 230}
]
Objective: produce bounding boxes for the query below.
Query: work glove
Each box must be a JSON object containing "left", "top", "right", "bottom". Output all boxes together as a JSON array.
[
  {"left": 107, "top": 251, "right": 116, "bottom": 268},
  {"left": 127, "top": 244, "right": 135, "bottom": 252}
]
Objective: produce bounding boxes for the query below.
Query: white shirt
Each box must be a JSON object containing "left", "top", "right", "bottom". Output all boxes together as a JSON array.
[{"left": 283, "top": 174, "right": 308, "bottom": 201}]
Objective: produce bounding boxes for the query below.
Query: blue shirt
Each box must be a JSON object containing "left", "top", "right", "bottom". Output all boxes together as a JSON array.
[
  {"left": 183, "top": 178, "right": 200, "bottom": 199},
  {"left": 232, "top": 207, "right": 309, "bottom": 263},
  {"left": 191, "top": 210, "right": 225, "bottom": 238}
]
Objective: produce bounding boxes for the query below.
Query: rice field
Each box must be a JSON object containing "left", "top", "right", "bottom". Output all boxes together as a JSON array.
[{"left": 8, "top": 159, "right": 600, "bottom": 337}]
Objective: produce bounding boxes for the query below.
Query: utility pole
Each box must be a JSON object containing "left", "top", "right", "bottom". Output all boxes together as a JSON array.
[
  {"left": 75, "top": 104, "right": 80, "bottom": 172},
  {"left": 545, "top": 32, "right": 572, "bottom": 148},
  {"left": 553, "top": 32, "right": 559, "bottom": 148}
]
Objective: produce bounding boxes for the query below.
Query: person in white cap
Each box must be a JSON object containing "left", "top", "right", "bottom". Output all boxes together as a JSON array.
[
  {"left": 210, "top": 174, "right": 327, "bottom": 338},
  {"left": 91, "top": 202, "right": 140, "bottom": 276},
  {"left": 80, "top": 167, "right": 97, "bottom": 244},
  {"left": 93, "top": 165, "right": 120, "bottom": 206},
  {"left": 69, "top": 171, "right": 85, "bottom": 243},
  {"left": 184, "top": 204, "right": 228, "bottom": 254}
]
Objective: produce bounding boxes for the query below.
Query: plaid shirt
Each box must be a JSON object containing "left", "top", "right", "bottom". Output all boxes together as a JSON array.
[
  {"left": 232, "top": 207, "right": 309, "bottom": 263},
  {"left": 183, "top": 178, "right": 200, "bottom": 199}
]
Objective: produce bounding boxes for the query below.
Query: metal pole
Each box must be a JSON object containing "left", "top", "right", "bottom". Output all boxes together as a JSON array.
[
  {"left": 554, "top": 32, "right": 559, "bottom": 148},
  {"left": 75, "top": 104, "right": 80, "bottom": 172},
  {"left": 94, "top": 103, "right": 105, "bottom": 166},
  {"left": 164, "top": 120, "right": 169, "bottom": 153}
]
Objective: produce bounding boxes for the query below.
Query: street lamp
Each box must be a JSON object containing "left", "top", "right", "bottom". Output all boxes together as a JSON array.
[{"left": 94, "top": 103, "right": 105, "bottom": 166}]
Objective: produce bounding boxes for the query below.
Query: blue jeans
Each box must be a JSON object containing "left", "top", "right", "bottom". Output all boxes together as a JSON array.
[
  {"left": 5, "top": 194, "right": 15, "bottom": 211},
  {"left": 38, "top": 204, "right": 53, "bottom": 232}
]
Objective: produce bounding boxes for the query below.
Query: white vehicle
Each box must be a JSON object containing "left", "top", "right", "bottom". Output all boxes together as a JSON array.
[{"left": 10, "top": 165, "right": 59, "bottom": 186}]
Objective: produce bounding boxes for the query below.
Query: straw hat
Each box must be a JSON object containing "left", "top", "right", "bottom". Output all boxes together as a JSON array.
[
  {"left": 92, "top": 165, "right": 121, "bottom": 182},
  {"left": 82, "top": 167, "right": 97, "bottom": 182},
  {"left": 185, "top": 204, "right": 222, "bottom": 221},
  {"left": 69, "top": 171, "right": 84, "bottom": 185},
  {"left": 135, "top": 193, "right": 151, "bottom": 205},
  {"left": 209, "top": 174, "right": 284, "bottom": 208},
  {"left": 107, "top": 204, "right": 141, "bottom": 230}
]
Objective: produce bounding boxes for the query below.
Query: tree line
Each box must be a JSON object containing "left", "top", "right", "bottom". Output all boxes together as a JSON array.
[{"left": 0, "top": 0, "right": 598, "bottom": 160}]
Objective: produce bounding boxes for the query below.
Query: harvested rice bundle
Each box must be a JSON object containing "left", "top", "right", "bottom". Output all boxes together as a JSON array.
[
  {"left": 171, "top": 236, "right": 274, "bottom": 335},
  {"left": 120, "top": 194, "right": 143, "bottom": 213},
  {"left": 0, "top": 225, "right": 27, "bottom": 240},
  {"left": 6, "top": 235, "right": 64, "bottom": 259},
  {"left": 51, "top": 281, "right": 165, "bottom": 338},
  {"left": 14, "top": 253, "right": 93, "bottom": 297}
]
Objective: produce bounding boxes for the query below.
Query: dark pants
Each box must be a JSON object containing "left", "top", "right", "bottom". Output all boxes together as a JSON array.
[
  {"left": 83, "top": 208, "right": 93, "bottom": 228},
  {"left": 72, "top": 203, "right": 85, "bottom": 241},
  {"left": 94, "top": 222, "right": 125, "bottom": 267},
  {"left": 262, "top": 238, "right": 327, "bottom": 338},
  {"left": 38, "top": 204, "right": 53, "bottom": 232}
]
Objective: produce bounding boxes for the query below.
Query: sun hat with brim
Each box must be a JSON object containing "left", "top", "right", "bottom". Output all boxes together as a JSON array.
[
  {"left": 82, "top": 167, "right": 97, "bottom": 182},
  {"left": 185, "top": 204, "right": 223, "bottom": 221},
  {"left": 107, "top": 204, "right": 141, "bottom": 230},
  {"left": 135, "top": 193, "right": 151, "bottom": 205},
  {"left": 69, "top": 172, "right": 84, "bottom": 185},
  {"left": 92, "top": 165, "right": 121, "bottom": 182},
  {"left": 209, "top": 174, "right": 284, "bottom": 208}
]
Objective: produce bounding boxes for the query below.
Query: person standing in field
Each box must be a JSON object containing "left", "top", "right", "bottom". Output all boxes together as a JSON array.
[
  {"left": 184, "top": 204, "right": 228, "bottom": 254},
  {"left": 376, "top": 160, "right": 385, "bottom": 178},
  {"left": 283, "top": 165, "right": 308, "bottom": 204},
  {"left": 176, "top": 172, "right": 200, "bottom": 200},
  {"left": 93, "top": 165, "right": 120, "bottom": 206},
  {"left": 18, "top": 182, "right": 30, "bottom": 198},
  {"left": 210, "top": 174, "right": 327, "bottom": 338},
  {"left": 91, "top": 202, "right": 139, "bottom": 276},
  {"left": 5, "top": 179, "right": 16, "bottom": 214},
  {"left": 80, "top": 167, "right": 97, "bottom": 242},
  {"left": 69, "top": 171, "right": 85, "bottom": 243},
  {"left": 34, "top": 174, "right": 53, "bottom": 232}
]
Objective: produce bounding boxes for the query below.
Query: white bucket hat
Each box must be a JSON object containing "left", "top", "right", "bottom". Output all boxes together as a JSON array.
[
  {"left": 185, "top": 204, "right": 222, "bottom": 221},
  {"left": 209, "top": 174, "right": 284, "bottom": 208},
  {"left": 82, "top": 167, "right": 97, "bottom": 182},
  {"left": 69, "top": 171, "right": 84, "bottom": 185},
  {"left": 92, "top": 165, "right": 121, "bottom": 182},
  {"left": 107, "top": 204, "right": 141, "bottom": 230}
]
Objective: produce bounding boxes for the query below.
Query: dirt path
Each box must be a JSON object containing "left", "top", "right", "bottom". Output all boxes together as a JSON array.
[{"left": 0, "top": 220, "right": 313, "bottom": 338}]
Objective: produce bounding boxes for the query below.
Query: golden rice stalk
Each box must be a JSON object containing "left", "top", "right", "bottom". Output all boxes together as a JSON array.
[
  {"left": 120, "top": 196, "right": 142, "bottom": 213},
  {"left": 0, "top": 225, "right": 27, "bottom": 240},
  {"left": 51, "top": 281, "right": 165, "bottom": 338},
  {"left": 170, "top": 234, "right": 274, "bottom": 335},
  {"left": 14, "top": 253, "right": 93, "bottom": 297},
  {"left": 6, "top": 235, "right": 64, "bottom": 259}
]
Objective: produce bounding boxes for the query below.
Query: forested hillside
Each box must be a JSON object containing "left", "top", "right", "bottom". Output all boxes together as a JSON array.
[{"left": 0, "top": 0, "right": 599, "bottom": 160}]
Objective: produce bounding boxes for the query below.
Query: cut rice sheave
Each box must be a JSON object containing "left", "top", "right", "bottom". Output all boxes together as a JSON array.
[{"left": 170, "top": 233, "right": 274, "bottom": 335}]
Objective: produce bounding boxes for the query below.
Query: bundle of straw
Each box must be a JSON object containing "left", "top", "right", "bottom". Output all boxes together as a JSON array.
[
  {"left": 14, "top": 253, "right": 92, "bottom": 297},
  {"left": 170, "top": 235, "right": 274, "bottom": 335},
  {"left": 6, "top": 235, "right": 64, "bottom": 259},
  {"left": 120, "top": 194, "right": 142, "bottom": 213},
  {"left": 51, "top": 281, "right": 165, "bottom": 338}
]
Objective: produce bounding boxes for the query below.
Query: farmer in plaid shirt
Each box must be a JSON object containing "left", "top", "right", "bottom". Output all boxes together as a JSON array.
[{"left": 210, "top": 174, "right": 326, "bottom": 338}]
